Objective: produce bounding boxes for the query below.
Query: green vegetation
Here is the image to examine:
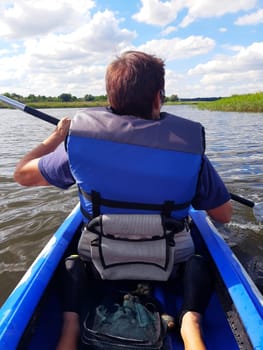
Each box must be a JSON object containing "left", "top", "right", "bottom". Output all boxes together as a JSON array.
[
  {"left": 1, "top": 92, "right": 262, "bottom": 112},
  {"left": 0, "top": 92, "right": 109, "bottom": 109},
  {"left": 197, "top": 92, "right": 263, "bottom": 113},
  {"left": 0, "top": 92, "right": 179, "bottom": 109},
  {"left": 25, "top": 100, "right": 109, "bottom": 109}
]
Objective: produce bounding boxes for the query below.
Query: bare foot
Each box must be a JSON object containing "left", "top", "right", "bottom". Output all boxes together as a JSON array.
[{"left": 180, "top": 311, "right": 206, "bottom": 350}]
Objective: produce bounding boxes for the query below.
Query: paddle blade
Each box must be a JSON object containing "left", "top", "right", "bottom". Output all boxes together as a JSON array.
[{"left": 253, "top": 202, "right": 263, "bottom": 222}]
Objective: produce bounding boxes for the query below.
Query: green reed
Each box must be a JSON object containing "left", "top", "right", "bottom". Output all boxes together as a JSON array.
[{"left": 197, "top": 92, "right": 263, "bottom": 113}]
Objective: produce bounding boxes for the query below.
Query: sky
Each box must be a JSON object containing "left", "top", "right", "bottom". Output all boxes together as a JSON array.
[{"left": 0, "top": 0, "right": 263, "bottom": 98}]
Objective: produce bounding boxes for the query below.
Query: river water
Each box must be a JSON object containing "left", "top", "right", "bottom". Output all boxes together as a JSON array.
[{"left": 0, "top": 105, "right": 262, "bottom": 305}]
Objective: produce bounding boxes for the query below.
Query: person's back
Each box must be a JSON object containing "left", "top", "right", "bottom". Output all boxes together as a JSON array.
[
  {"left": 14, "top": 51, "right": 232, "bottom": 350},
  {"left": 67, "top": 108, "right": 205, "bottom": 219}
]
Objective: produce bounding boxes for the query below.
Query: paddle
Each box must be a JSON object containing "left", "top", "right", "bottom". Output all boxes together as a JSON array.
[
  {"left": 1, "top": 94, "right": 262, "bottom": 221},
  {"left": 230, "top": 193, "right": 263, "bottom": 222},
  {"left": 0, "top": 95, "right": 59, "bottom": 125}
]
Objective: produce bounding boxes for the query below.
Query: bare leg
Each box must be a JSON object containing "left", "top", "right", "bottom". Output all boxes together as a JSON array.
[
  {"left": 180, "top": 311, "right": 206, "bottom": 350},
  {"left": 56, "top": 255, "right": 87, "bottom": 349},
  {"left": 179, "top": 255, "right": 213, "bottom": 350},
  {"left": 56, "top": 312, "right": 80, "bottom": 350}
]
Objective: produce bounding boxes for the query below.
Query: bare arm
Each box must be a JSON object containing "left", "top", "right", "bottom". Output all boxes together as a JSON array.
[
  {"left": 14, "top": 117, "right": 71, "bottom": 186},
  {"left": 206, "top": 200, "right": 232, "bottom": 224}
]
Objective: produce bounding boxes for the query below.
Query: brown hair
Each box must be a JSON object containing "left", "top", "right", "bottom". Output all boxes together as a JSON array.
[{"left": 106, "top": 51, "right": 165, "bottom": 119}]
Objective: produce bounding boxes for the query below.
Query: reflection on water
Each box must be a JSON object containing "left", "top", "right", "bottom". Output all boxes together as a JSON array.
[{"left": 0, "top": 106, "right": 262, "bottom": 304}]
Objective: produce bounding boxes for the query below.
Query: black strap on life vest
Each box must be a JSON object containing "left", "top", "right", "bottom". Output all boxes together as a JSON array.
[{"left": 78, "top": 187, "right": 191, "bottom": 219}]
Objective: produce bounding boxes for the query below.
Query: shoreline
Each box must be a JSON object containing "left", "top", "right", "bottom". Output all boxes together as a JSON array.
[
  {"left": 1, "top": 92, "right": 262, "bottom": 113},
  {"left": 196, "top": 92, "right": 263, "bottom": 113}
]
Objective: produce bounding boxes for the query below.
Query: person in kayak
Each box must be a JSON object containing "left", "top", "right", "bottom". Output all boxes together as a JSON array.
[{"left": 14, "top": 51, "right": 232, "bottom": 350}]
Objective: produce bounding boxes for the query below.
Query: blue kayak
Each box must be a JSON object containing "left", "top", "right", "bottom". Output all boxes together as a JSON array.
[{"left": 0, "top": 204, "right": 262, "bottom": 350}]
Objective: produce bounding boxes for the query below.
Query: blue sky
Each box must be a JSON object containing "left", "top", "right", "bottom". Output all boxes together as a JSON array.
[{"left": 0, "top": 0, "right": 262, "bottom": 98}]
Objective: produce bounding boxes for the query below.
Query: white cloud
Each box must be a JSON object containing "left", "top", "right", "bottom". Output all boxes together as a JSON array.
[
  {"left": 0, "top": 0, "right": 95, "bottom": 39},
  {"left": 186, "top": 42, "right": 263, "bottom": 96},
  {"left": 132, "top": 0, "right": 183, "bottom": 26},
  {"left": 179, "top": 0, "right": 257, "bottom": 28},
  {"left": 235, "top": 8, "right": 263, "bottom": 25},
  {"left": 222, "top": 44, "right": 245, "bottom": 52},
  {"left": 24, "top": 10, "right": 136, "bottom": 62},
  {"left": 189, "top": 42, "right": 263, "bottom": 75},
  {"left": 133, "top": 0, "right": 257, "bottom": 27},
  {"left": 0, "top": 49, "right": 10, "bottom": 56},
  {"left": 0, "top": 7, "right": 136, "bottom": 97},
  {"left": 164, "top": 69, "right": 188, "bottom": 96},
  {"left": 136, "top": 36, "right": 215, "bottom": 61},
  {"left": 161, "top": 26, "right": 178, "bottom": 36},
  {"left": 0, "top": 0, "right": 262, "bottom": 99}
]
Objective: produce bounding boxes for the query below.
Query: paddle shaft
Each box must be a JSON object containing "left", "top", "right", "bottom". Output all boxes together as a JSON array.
[
  {"left": 1, "top": 95, "right": 257, "bottom": 210},
  {"left": 230, "top": 193, "right": 254, "bottom": 208},
  {"left": 0, "top": 95, "right": 59, "bottom": 125}
]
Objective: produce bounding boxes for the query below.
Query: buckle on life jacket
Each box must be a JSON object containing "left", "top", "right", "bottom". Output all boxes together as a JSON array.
[{"left": 78, "top": 188, "right": 191, "bottom": 219}]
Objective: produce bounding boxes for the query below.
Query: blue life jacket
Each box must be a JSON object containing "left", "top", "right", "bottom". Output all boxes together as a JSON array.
[{"left": 67, "top": 108, "right": 205, "bottom": 220}]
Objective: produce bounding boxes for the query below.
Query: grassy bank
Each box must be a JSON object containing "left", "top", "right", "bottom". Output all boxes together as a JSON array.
[
  {"left": 1, "top": 92, "right": 262, "bottom": 112},
  {"left": 197, "top": 92, "right": 263, "bottom": 113},
  {"left": 15, "top": 100, "right": 108, "bottom": 109}
]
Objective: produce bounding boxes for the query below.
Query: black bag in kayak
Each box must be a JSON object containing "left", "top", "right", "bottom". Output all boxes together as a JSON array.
[{"left": 80, "top": 283, "right": 168, "bottom": 350}]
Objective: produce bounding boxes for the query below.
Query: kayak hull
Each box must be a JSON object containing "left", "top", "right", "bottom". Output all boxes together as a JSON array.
[{"left": 0, "top": 205, "right": 262, "bottom": 349}]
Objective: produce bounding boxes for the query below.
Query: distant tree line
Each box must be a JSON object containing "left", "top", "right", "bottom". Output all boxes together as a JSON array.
[
  {"left": 2, "top": 92, "right": 108, "bottom": 103},
  {"left": 2, "top": 92, "right": 220, "bottom": 103},
  {"left": 2, "top": 92, "right": 180, "bottom": 103},
  {"left": 179, "top": 97, "right": 221, "bottom": 102}
]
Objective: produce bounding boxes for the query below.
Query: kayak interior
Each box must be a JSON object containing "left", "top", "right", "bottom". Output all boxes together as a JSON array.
[{"left": 0, "top": 205, "right": 262, "bottom": 350}]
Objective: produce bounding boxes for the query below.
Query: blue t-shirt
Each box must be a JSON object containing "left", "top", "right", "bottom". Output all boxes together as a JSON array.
[{"left": 39, "top": 143, "right": 230, "bottom": 210}]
